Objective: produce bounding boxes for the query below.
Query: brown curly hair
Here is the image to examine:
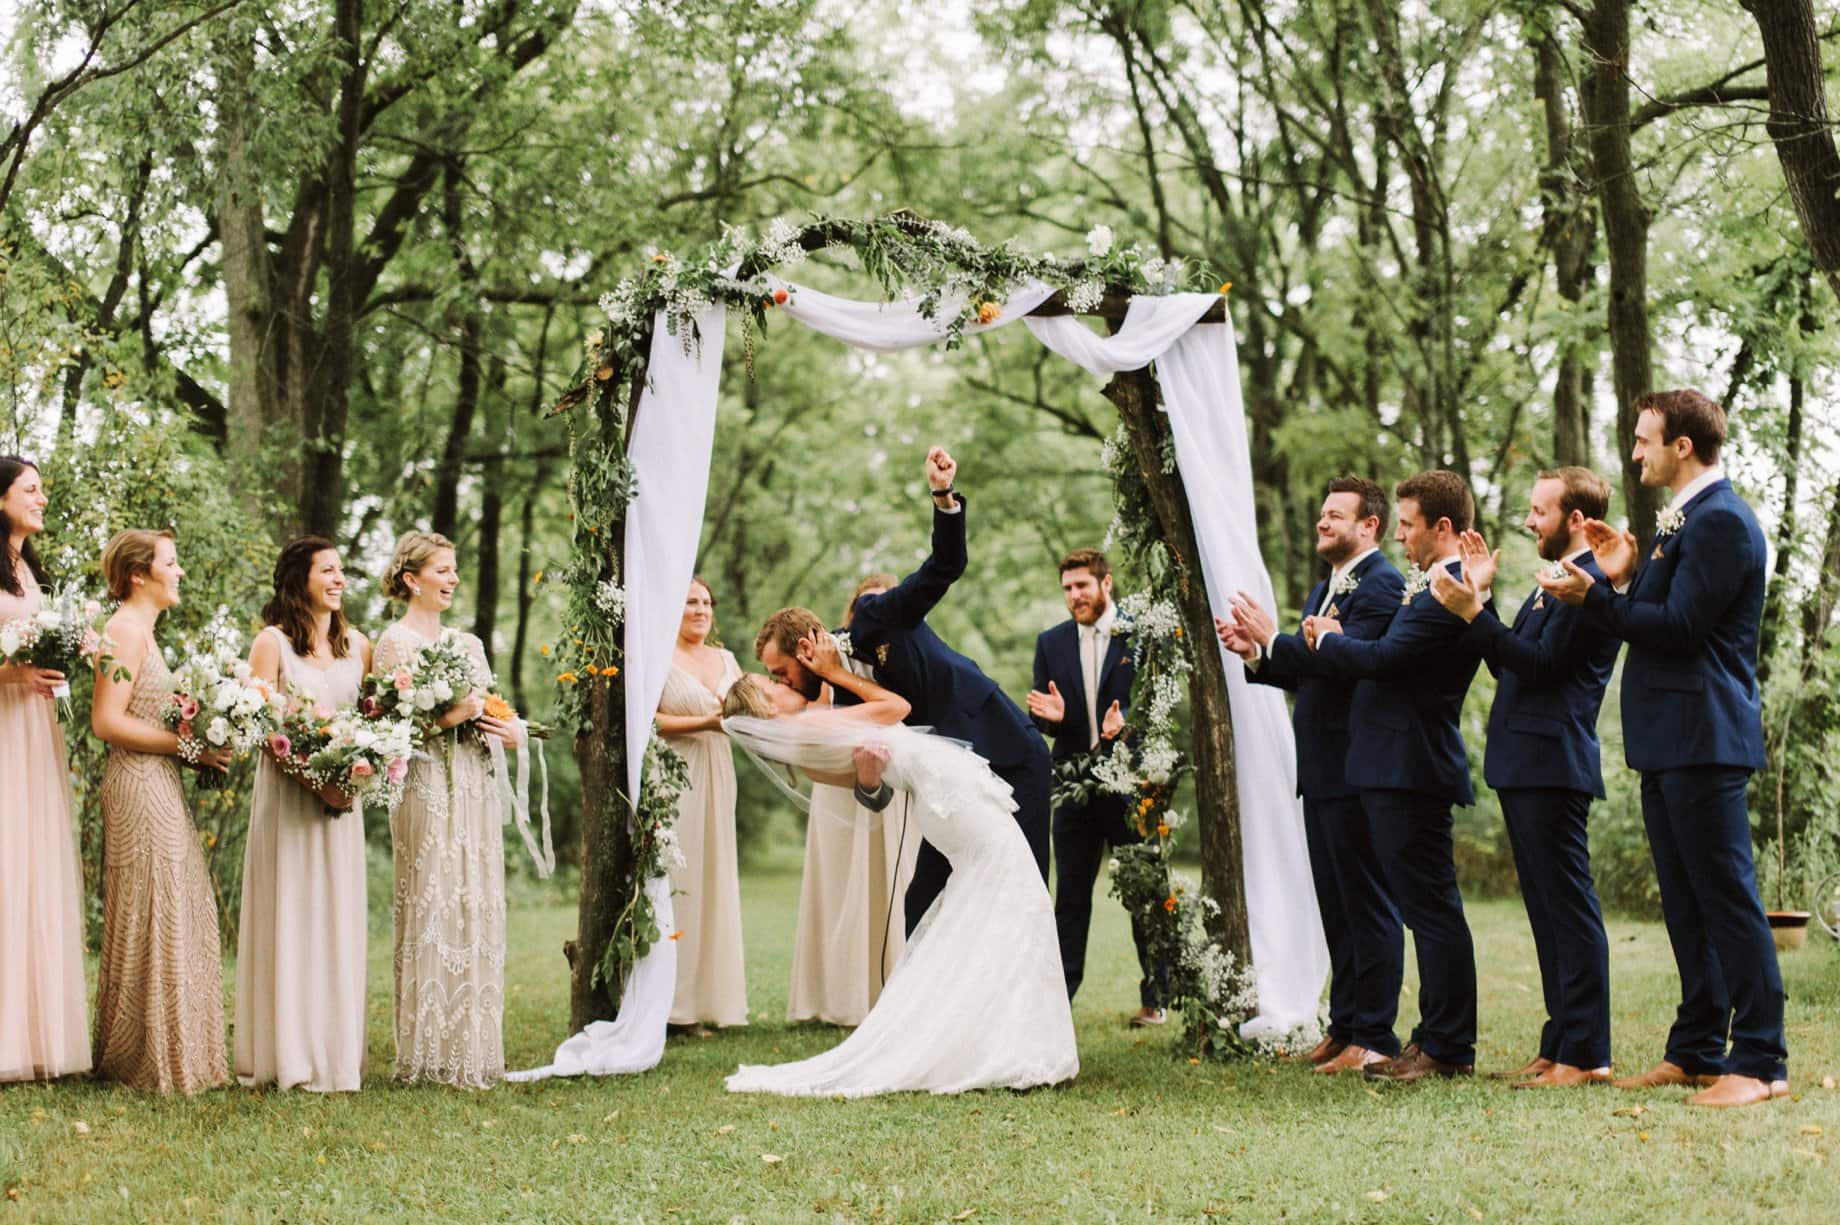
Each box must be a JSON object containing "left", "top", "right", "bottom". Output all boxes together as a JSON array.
[{"left": 261, "top": 536, "right": 352, "bottom": 659}]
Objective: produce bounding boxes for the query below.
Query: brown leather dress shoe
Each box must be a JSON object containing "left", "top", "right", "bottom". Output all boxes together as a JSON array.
[
  {"left": 1314, "top": 1044, "right": 1387, "bottom": 1075},
  {"left": 1305, "top": 1035, "right": 1347, "bottom": 1066},
  {"left": 1364, "top": 1043, "right": 1473, "bottom": 1082},
  {"left": 1688, "top": 1074, "right": 1775, "bottom": 1108},
  {"left": 1510, "top": 1063, "right": 1612, "bottom": 1089},
  {"left": 1489, "top": 1055, "right": 1554, "bottom": 1081},
  {"left": 1128, "top": 1007, "right": 1167, "bottom": 1028},
  {"left": 1611, "top": 1061, "right": 1718, "bottom": 1090}
]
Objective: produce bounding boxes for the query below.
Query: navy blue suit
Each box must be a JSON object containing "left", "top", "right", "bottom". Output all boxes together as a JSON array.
[
  {"left": 1032, "top": 616, "right": 1166, "bottom": 1007},
  {"left": 1465, "top": 550, "right": 1620, "bottom": 1069},
  {"left": 1311, "top": 559, "right": 1488, "bottom": 1067},
  {"left": 1581, "top": 478, "right": 1785, "bottom": 1082},
  {"left": 1253, "top": 550, "right": 1405, "bottom": 1054},
  {"left": 845, "top": 501, "right": 1053, "bottom": 934}
]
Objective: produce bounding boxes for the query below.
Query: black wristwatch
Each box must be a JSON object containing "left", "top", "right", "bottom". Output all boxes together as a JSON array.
[
  {"left": 854, "top": 779, "right": 895, "bottom": 812},
  {"left": 928, "top": 485, "right": 956, "bottom": 499}
]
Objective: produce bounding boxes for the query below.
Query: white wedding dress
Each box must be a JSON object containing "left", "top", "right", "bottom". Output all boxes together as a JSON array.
[{"left": 723, "top": 714, "right": 1077, "bottom": 1097}]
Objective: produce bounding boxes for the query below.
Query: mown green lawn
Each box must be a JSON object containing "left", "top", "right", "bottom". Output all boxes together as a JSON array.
[{"left": 3, "top": 854, "right": 1838, "bottom": 1222}]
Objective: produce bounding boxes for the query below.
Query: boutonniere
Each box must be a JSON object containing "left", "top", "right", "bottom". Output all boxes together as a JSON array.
[
  {"left": 1652, "top": 505, "right": 1684, "bottom": 559},
  {"left": 1532, "top": 560, "right": 1565, "bottom": 611},
  {"left": 875, "top": 642, "right": 890, "bottom": 666},
  {"left": 1331, "top": 569, "right": 1360, "bottom": 598},
  {"left": 1400, "top": 567, "right": 1432, "bottom": 605},
  {"left": 834, "top": 631, "right": 854, "bottom": 659}
]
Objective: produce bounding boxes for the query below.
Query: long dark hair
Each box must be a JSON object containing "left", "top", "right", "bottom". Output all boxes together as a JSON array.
[
  {"left": 261, "top": 535, "right": 351, "bottom": 659},
  {"left": 0, "top": 457, "right": 51, "bottom": 598}
]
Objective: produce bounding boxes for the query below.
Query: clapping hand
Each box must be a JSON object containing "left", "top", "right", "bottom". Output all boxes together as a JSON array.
[
  {"left": 1026, "top": 680, "right": 1067, "bottom": 724},
  {"left": 1215, "top": 616, "right": 1257, "bottom": 661},
  {"left": 1536, "top": 559, "right": 1596, "bottom": 606},
  {"left": 1227, "top": 592, "right": 1277, "bottom": 648},
  {"left": 1582, "top": 518, "right": 1638, "bottom": 587},
  {"left": 1305, "top": 615, "right": 1342, "bottom": 649},
  {"left": 1456, "top": 529, "right": 1498, "bottom": 594},
  {"left": 1100, "top": 700, "right": 1125, "bottom": 741}
]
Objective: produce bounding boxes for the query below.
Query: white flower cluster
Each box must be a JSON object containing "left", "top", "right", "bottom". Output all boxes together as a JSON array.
[
  {"left": 1065, "top": 278, "right": 1104, "bottom": 314},
  {"left": 1161, "top": 807, "right": 1187, "bottom": 833},
  {"left": 656, "top": 824, "right": 687, "bottom": 872},
  {"left": 1116, "top": 591, "right": 1183, "bottom": 643},
  {"left": 1331, "top": 568, "right": 1361, "bottom": 597},
  {"left": 1139, "top": 737, "right": 1181, "bottom": 786},
  {"left": 598, "top": 281, "right": 645, "bottom": 330},
  {"left": 757, "top": 217, "right": 809, "bottom": 268},
  {"left": 1655, "top": 505, "right": 1686, "bottom": 537},
  {"left": 1543, "top": 559, "right": 1569, "bottom": 581},
  {"left": 1401, "top": 565, "right": 1432, "bottom": 603},
  {"left": 1085, "top": 225, "right": 1114, "bottom": 257},
  {"left": 1139, "top": 255, "right": 1186, "bottom": 292},
  {"left": 928, "top": 220, "right": 979, "bottom": 249},
  {"left": 1092, "top": 741, "right": 1143, "bottom": 798},
  {"left": 1146, "top": 671, "right": 1184, "bottom": 726},
  {"left": 594, "top": 579, "right": 625, "bottom": 625},
  {"left": 1099, "top": 424, "right": 1130, "bottom": 477},
  {"left": 163, "top": 619, "right": 278, "bottom": 758}
]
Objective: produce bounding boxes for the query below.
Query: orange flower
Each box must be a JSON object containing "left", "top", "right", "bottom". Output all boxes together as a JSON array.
[
  {"left": 557, "top": 671, "right": 580, "bottom": 684},
  {"left": 669, "top": 930, "right": 683, "bottom": 941},
  {"left": 976, "top": 300, "right": 1001, "bottom": 325},
  {"left": 1174, "top": 626, "right": 1183, "bottom": 638},
  {"left": 773, "top": 288, "right": 789, "bottom": 305},
  {"left": 1218, "top": 281, "right": 1233, "bottom": 294},
  {"left": 652, "top": 252, "right": 669, "bottom": 263},
  {"left": 609, "top": 665, "right": 620, "bottom": 676},
  {"left": 539, "top": 644, "right": 551, "bottom": 658},
  {"left": 585, "top": 664, "right": 600, "bottom": 676},
  {"left": 1163, "top": 895, "right": 1178, "bottom": 913},
  {"left": 483, "top": 694, "right": 517, "bottom": 721},
  {"left": 1156, "top": 823, "right": 1170, "bottom": 838}
]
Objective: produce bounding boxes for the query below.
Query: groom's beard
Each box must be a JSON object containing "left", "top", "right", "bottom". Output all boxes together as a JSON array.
[{"left": 793, "top": 667, "right": 824, "bottom": 701}]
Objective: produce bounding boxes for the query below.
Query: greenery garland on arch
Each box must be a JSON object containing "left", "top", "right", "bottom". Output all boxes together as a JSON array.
[{"left": 552, "top": 212, "right": 1265, "bottom": 1048}]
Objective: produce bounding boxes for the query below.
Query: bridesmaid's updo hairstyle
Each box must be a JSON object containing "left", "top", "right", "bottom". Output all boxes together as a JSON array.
[
  {"left": 101, "top": 529, "right": 175, "bottom": 600},
  {"left": 383, "top": 530, "right": 455, "bottom": 602},
  {"left": 263, "top": 535, "right": 352, "bottom": 660},
  {"left": 0, "top": 456, "right": 51, "bottom": 598}
]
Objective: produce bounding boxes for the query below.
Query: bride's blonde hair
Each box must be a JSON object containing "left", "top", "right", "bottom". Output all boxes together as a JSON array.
[{"left": 721, "top": 673, "right": 775, "bottom": 720}]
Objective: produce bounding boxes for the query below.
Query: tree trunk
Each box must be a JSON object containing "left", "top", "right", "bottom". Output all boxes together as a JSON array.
[
  {"left": 1535, "top": 36, "right": 1597, "bottom": 466},
  {"left": 567, "top": 670, "right": 626, "bottom": 1031},
  {"left": 1742, "top": 0, "right": 1840, "bottom": 304},
  {"left": 471, "top": 359, "right": 509, "bottom": 662},
  {"left": 510, "top": 480, "right": 540, "bottom": 712},
  {"left": 433, "top": 164, "right": 482, "bottom": 539},
  {"left": 1757, "top": 371, "right": 1803, "bottom": 685},
  {"left": 1582, "top": 0, "right": 1663, "bottom": 550},
  {"left": 1104, "top": 366, "right": 1250, "bottom": 963}
]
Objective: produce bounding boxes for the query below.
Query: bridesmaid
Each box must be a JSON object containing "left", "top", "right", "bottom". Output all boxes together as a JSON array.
[
  {"left": 234, "top": 536, "right": 372, "bottom": 1092},
  {"left": 0, "top": 456, "right": 90, "bottom": 1083},
  {"left": 787, "top": 575, "right": 919, "bottom": 1027},
  {"left": 374, "top": 531, "right": 521, "bottom": 1088},
  {"left": 658, "top": 577, "right": 747, "bottom": 1034},
  {"left": 90, "top": 530, "right": 232, "bottom": 1093}
]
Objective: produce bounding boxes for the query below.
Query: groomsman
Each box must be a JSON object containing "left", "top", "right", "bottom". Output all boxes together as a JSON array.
[
  {"left": 1428, "top": 468, "right": 1621, "bottom": 1087},
  {"left": 1269, "top": 470, "right": 1489, "bottom": 1082},
  {"left": 1538, "top": 390, "right": 1787, "bottom": 1108},
  {"left": 1027, "top": 549, "right": 1168, "bottom": 1025},
  {"left": 1216, "top": 477, "right": 1405, "bottom": 1074}
]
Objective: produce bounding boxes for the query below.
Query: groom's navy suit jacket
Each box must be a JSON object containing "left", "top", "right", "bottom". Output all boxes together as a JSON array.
[
  {"left": 1312, "top": 560, "right": 1490, "bottom": 806},
  {"left": 1254, "top": 550, "right": 1405, "bottom": 800},
  {"left": 1582, "top": 479, "right": 1767, "bottom": 773},
  {"left": 1030, "top": 619, "right": 1134, "bottom": 763},
  {"left": 1465, "top": 551, "right": 1620, "bottom": 797},
  {"left": 841, "top": 500, "right": 1044, "bottom": 771}
]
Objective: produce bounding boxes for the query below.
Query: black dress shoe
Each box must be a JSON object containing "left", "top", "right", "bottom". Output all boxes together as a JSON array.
[{"left": 1364, "top": 1042, "right": 1473, "bottom": 1083}]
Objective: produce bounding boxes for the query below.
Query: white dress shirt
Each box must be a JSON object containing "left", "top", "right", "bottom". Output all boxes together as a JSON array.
[{"left": 1670, "top": 464, "right": 1725, "bottom": 513}]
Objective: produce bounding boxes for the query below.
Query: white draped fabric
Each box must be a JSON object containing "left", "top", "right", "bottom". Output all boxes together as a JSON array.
[{"left": 515, "top": 277, "right": 1326, "bottom": 1082}]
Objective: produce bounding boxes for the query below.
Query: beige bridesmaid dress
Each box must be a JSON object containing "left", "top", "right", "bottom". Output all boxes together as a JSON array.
[
  {"left": 660, "top": 651, "right": 748, "bottom": 1028},
  {"left": 0, "top": 583, "right": 92, "bottom": 1082},
  {"left": 234, "top": 627, "right": 369, "bottom": 1091},
  {"left": 93, "top": 639, "right": 230, "bottom": 1093},
  {"left": 787, "top": 784, "right": 919, "bottom": 1026}
]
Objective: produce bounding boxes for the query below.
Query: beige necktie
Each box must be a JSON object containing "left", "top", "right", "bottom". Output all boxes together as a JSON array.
[{"left": 1082, "top": 626, "right": 1102, "bottom": 749}]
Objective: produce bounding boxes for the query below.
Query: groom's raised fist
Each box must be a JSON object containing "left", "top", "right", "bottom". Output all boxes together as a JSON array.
[{"left": 925, "top": 446, "right": 957, "bottom": 492}]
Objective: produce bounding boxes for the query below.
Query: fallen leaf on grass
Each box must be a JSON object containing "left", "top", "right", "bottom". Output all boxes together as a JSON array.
[
  {"left": 71, "top": 1121, "right": 90, "bottom": 1136},
  {"left": 1801, "top": 1126, "right": 1824, "bottom": 1137},
  {"left": 715, "top": 1125, "right": 736, "bottom": 1136},
  {"left": 1212, "top": 1125, "right": 1234, "bottom": 1134},
  {"left": 761, "top": 1154, "right": 784, "bottom": 1165},
  {"left": 1110, "top": 1107, "right": 1134, "bottom": 1117},
  {"left": 1612, "top": 1106, "right": 1647, "bottom": 1118},
  {"left": 567, "top": 1134, "right": 588, "bottom": 1145},
  {"left": 1465, "top": 1207, "right": 1483, "bottom": 1220},
  {"left": 1638, "top": 1131, "right": 1650, "bottom": 1142},
  {"left": 950, "top": 1211, "right": 977, "bottom": 1221},
  {"left": 1365, "top": 1189, "right": 1388, "bottom": 1203}
]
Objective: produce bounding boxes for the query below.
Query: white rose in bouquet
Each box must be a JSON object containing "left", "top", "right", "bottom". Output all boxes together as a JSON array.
[{"left": 206, "top": 717, "right": 231, "bottom": 746}]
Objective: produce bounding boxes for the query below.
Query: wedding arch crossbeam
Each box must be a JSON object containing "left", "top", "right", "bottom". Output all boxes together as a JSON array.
[{"left": 520, "top": 216, "right": 1327, "bottom": 1080}]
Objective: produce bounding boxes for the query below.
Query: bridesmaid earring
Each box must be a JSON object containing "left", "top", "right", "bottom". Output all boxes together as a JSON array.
[{"left": 408, "top": 583, "right": 421, "bottom": 596}]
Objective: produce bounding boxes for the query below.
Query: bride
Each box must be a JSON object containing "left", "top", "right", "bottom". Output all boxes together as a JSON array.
[{"left": 719, "top": 631, "right": 1077, "bottom": 1097}]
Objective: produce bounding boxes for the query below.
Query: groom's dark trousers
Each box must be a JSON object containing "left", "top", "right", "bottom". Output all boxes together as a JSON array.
[
  {"left": 1580, "top": 479, "right": 1785, "bottom": 1082},
  {"left": 1032, "top": 617, "right": 1167, "bottom": 1007},
  {"left": 1313, "top": 560, "right": 1490, "bottom": 1068},
  {"left": 1462, "top": 551, "right": 1620, "bottom": 1070},
  {"left": 1253, "top": 549, "right": 1405, "bottom": 1055},
  {"left": 843, "top": 499, "right": 1052, "bottom": 935}
]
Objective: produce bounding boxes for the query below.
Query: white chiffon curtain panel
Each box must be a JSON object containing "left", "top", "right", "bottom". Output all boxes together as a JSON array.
[{"left": 516, "top": 279, "right": 1326, "bottom": 1079}]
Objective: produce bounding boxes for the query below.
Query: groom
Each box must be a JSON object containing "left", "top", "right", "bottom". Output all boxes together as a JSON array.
[{"left": 755, "top": 446, "right": 1053, "bottom": 935}]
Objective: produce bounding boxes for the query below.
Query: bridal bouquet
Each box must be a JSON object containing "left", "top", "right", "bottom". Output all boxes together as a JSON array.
[
  {"left": 361, "top": 629, "right": 492, "bottom": 740},
  {"left": 268, "top": 694, "right": 414, "bottom": 816},
  {"left": 0, "top": 583, "right": 110, "bottom": 712},
  {"left": 161, "top": 626, "right": 284, "bottom": 788}
]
